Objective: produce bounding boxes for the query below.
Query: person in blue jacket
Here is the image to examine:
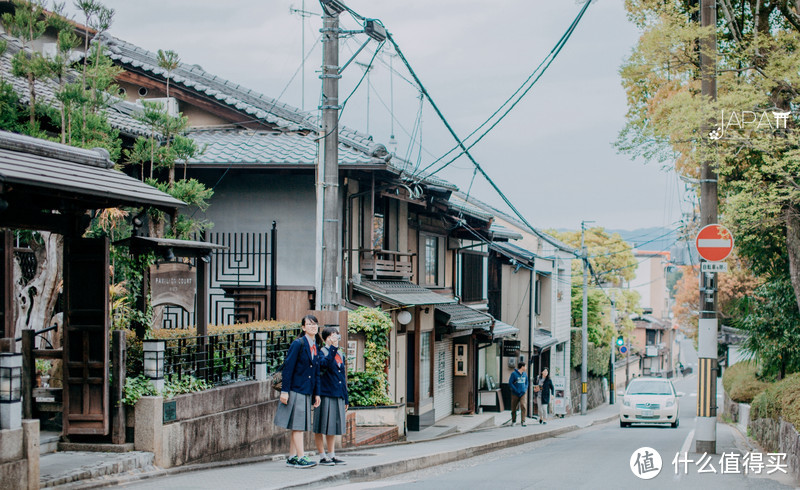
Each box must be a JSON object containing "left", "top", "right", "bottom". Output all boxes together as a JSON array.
[
  {"left": 313, "top": 327, "right": 349, "bottom": 466},
  {"left": 274, "top": 315, "right": 321, "bottom": 468},
  {"left": 508, "top": 361, "right": 529, "bottom": 426}
]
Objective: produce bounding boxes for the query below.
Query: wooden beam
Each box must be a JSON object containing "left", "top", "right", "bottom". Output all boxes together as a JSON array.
[{"left": 117, "top": 70, "right": 273, "bottom": 129}]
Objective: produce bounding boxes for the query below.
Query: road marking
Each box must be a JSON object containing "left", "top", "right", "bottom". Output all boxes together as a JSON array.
[{"left": 681, "top": 429, "right": 695, "bottom": 455}]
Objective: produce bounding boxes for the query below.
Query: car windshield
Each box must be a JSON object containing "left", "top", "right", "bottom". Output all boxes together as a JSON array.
[{"left": 627, "top": 381, "right": 672, "bottom": 396}]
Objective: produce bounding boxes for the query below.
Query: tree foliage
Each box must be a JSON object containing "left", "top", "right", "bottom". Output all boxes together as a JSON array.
[{"left": 619, "top": 0, "right": 800, "bottom": 313}]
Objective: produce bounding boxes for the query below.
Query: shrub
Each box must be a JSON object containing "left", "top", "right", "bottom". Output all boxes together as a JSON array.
[
  {"left": 751, "top": 373, "right": 800, "bottom": 428},
  {"left": 348, "top": 307, "right": 393, "bottom": 406},
  {"left": 722, "top": 361, "right": 769, "bottom": 403}
]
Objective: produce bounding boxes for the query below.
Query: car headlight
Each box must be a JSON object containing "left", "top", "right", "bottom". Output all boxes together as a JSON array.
[
  {"left": 665, "top": 399, "right": 675, "bottom": 408},
  {"left": 623, "top": 398, "right": 631, "bottom": 407}
]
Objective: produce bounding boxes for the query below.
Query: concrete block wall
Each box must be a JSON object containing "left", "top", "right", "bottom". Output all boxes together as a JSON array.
[{"left": 134, "top": 380, "right": 313, "bottom": 468}]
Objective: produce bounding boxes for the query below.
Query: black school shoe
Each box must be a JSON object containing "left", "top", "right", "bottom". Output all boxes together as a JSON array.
[
  {"left": 319, "top": 457, "right": 335, "bottom": 466},
  {"left": 331, "top": 457, "right": 346, "bottom": 465}
]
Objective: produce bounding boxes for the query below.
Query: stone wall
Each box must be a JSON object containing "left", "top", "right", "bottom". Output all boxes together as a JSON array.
[
  {"left": 135, "top": 380, "right": 314, "bottom": 468},
  {"left": 723, "top": 389, "right": 800, "bottom": 483},
  {"left": 0, "top": 420, "right": 38, "bottom": 490},
  {"left": 569, "top": 368, "right": 605, "bottom": 413}
]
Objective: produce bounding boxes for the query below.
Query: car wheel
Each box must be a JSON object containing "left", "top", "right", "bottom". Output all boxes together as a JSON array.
[
  {"left": 620, "top": 420, "right": 629, "bottom": 428},
  {"left": 671, "top": 419, "right": 679, "bottom": 428}
]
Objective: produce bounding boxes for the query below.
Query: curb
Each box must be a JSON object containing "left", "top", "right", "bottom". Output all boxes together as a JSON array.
[{"left": 59, "top": 410, "right": 619, "bottom": 489}]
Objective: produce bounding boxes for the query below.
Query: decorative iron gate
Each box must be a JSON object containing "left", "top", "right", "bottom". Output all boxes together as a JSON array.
[{"left": 162, "top": 223, "right": 277, "bottom": 328}]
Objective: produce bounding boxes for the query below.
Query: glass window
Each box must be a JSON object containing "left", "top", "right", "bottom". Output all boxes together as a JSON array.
[
  {"left": 420, "top": 332, "right": 432, "bottom": 398},
  {"left": 646, "top": 330, "right": 656, "bottom": 346},
  {"left": 424, "top": 236, "right": 439, "bottom": 285}
]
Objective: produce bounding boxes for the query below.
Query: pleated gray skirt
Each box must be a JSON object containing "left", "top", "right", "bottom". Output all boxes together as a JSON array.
[
  {"left": 274, "top": 391, "right": 313, "bottom": 431},
  {"left": 313, "top": 396, "right": 346, "bottom": 435}
]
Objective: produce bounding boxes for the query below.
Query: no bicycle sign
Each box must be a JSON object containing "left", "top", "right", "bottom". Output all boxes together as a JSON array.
[{"left": 695, "top": 224, "right": 734, "bottom": 263}]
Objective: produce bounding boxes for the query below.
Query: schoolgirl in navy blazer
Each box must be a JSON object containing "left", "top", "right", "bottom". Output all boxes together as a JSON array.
[
  {"left": 318, "top": 345, "right": 348, "bottom": 405},
  {"left": 281, "top": 335, "right": 319, "bottom": 397}
]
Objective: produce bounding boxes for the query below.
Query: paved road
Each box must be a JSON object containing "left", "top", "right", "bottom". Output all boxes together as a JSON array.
[{"left": 333, "top": 376, "right": 794, "bottom": 489}]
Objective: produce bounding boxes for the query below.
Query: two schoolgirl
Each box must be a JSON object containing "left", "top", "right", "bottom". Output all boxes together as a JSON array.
[{"left": 273, "top": 315, "right": 349, "bottom": 468}]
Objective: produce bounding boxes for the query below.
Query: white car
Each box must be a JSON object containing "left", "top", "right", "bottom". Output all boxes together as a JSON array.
[{"left": 619, "top": 377, "right": 681, "bottom": 428}]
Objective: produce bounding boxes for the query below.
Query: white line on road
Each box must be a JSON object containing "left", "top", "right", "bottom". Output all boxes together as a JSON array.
[{"left": 681, "top": 429, "right": 695, "bottom": 455}]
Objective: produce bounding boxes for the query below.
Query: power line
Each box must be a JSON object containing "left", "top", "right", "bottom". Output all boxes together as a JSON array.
[{"left": 407, "top": 0, "right": 592, "bottom": 183}]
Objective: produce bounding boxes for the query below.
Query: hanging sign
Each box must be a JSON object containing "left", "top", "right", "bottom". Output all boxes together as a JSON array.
[{"left": 150, "top": 262, "right": 196, "bottom": 312}]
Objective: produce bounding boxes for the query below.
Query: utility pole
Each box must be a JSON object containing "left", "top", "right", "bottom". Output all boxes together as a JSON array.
[
  {"left": 319, "top": 5, "right": 341, "bottom": 311},
  {"left": 580, "top": 221, "right": 589, "bottom": 415},
  {"left": 697, "top": 0, "right": 718, "bottom": 455},
  {"left": 609, "top": 292, "right": 616, "bottom": 405}
]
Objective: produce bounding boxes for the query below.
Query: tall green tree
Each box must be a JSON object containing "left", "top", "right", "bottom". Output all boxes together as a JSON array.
[
  {"left": 618, "top": 0, "right": 800, "bottom": 311},
  {"left": 1, "top": 0, "right": 49, "bottom": 131}
]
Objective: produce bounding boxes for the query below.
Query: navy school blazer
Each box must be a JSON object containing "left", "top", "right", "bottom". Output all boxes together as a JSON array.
[
  {"left": 317, "top": 345, "right": 349, "bottom": 405},
  {"left": 281, "top": 335, "right": 318, "bottom": 396}
]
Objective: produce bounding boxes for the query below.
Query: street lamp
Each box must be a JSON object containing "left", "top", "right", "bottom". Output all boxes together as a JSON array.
[
  {"left": 252, "top": 331, "right": 268, "bottom": 381},
  {"left": 143, "top": 339, "right": 166, "bottom": 392},
  {"left": 0, "top": 352, "right": 22, "bottom": 430}
]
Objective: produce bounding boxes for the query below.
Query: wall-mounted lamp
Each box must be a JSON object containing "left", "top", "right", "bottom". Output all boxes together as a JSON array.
[{"left": 397, "top": 310, "right": 412, "bottom": 325}]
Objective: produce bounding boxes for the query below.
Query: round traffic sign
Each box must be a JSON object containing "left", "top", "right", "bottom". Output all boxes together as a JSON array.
[
  {"left": 619, "top": 346, "right": 628, "bottom": 354},
  {"left": 695, "top": 224, "right": 734, "bottom": 262}
]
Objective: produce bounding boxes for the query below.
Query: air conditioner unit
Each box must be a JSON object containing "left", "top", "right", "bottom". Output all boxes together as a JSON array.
[
  {"left": 136, "top": 97, "right": 179, "bottom": 117},
  {"left": 646, "top": 346, "right": 658, "bottom": 357}
]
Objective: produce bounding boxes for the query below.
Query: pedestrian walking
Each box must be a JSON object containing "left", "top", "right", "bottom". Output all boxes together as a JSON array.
[
  {"left": 508, "top": 361, "right": 529, "bottom": 426},
  {"left": 314, "top": 327, "right": 349, "bottom": 466},
  {"left": 537, "top": 368, "right": 554, "bottom": 424},
  {"left": 274, "top": 315, "right": 321, "bottom": 468}
]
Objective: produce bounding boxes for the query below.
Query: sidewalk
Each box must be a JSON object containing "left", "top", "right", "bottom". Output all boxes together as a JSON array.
[{"left": 45, "top": 403, "right": 619, "bottom": 489}]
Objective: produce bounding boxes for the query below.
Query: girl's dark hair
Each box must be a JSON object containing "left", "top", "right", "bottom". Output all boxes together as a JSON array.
[
  {"left": 301, "top": 315, "right": 318, "bottom": 326},
  {"left": 321, "top": 326, "right": 338, "bottom": 341}
]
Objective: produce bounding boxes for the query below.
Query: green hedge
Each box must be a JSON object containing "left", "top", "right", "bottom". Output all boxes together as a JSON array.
[
  {"left": 750, "top": 373, "right": 800, "bottom": 428},
  {"left": 722, "top": 361, "right": 769, "bottom": 403}
]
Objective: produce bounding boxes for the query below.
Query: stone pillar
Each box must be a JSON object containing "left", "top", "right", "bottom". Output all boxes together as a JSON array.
[
  {"left": 22, "top": 419, "right": 38, "bottom": 490},
  {"left": 134, "top": 396, "right": 163, "bottom": 467}
]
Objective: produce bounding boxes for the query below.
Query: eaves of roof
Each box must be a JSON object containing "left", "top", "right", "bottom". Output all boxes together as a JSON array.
[{"left": 99, "top": 33, "right": 391, "bottom": 160}]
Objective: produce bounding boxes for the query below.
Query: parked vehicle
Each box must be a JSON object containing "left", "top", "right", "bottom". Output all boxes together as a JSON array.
[{"left": 618, "top": 377, "right": 681, "bottom": 428}]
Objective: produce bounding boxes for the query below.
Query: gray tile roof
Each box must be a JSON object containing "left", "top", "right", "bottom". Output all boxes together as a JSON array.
[
  {"left": 353, "top": 279, "right": 455, "bottom": 307},
  {"left": 99, "top": 33, "right": 389, "bottom": 158},
  {"left": 0, "top": 33, "right": 154, "bottom": 138},
  {"left": 186, "top": 129, "right": 383, "bottom": 166},
  {"left": 0, "top": 130, "right": 184, "bottom": 209},
  {"left": 435, "top": 303, "right": 493, "bottom": 330},
  {"left": 533, "top": 328, "right": 558, "bottom": 350},
  {"left": 483, "top": 319, "right": 519, "bottom": 339},
  {"left": 491, "top": 241, "right": 537, "bottom": 266}
]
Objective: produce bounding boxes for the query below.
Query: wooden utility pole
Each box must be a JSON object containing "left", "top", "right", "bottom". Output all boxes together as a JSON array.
[
  {"left": 320, "top": 7, "right": 342, "bottom": 310},
  {"left": 696, "top": 0, "right": 719, "bottom": 454}
]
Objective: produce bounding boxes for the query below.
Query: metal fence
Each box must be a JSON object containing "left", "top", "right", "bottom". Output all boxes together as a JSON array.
[
  {"left": 162, "top": 327, "right": 301, "bottom": 386},
  {"left": 162, "top": 229, "right": 276, "bottom": 329}
]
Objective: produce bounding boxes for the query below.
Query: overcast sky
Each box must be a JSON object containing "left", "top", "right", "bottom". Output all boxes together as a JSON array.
[{"left": 64, "top": 0, "right": 692, "bottom": 232}]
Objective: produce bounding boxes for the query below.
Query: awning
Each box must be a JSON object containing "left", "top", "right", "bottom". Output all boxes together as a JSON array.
[
  {"left": 0, "top": 130, "right": 185, "bottom": 211},
  {"left": 353, "top": 279, "right": 456, "bottom": 307},
  {"left": 435, "top": 303, "right": 493, "bottom": 331},
  {"left": 533, "top": 329, "right": 558, "bottom": 350},
  {"left": 490, "top": 241, "right": 536, "bottom": 267},
  {"left": 488, "top": 320, "right": 519, "bottom": 339}
]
